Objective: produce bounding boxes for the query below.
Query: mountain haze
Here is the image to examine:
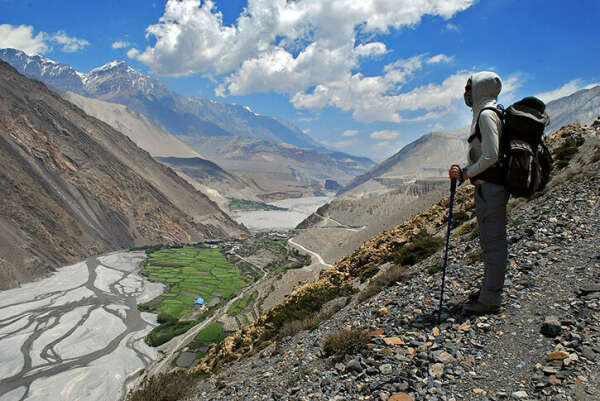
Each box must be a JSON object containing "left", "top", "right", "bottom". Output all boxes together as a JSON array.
[
  {"left": 0, "top": 61, "right": 245, "bottom": 289},
  {"left": 62, "top": 91, "right": 203, "bottom": 158}
]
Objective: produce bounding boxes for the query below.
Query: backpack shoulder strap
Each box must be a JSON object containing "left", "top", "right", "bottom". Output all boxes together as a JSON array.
[{"left": 468, "top": 106, "right": 504, "bottom": 143}]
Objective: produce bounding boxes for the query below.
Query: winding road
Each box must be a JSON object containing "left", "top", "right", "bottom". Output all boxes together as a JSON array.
[{"left": 0, "top": 252, "right": 162, "bottom": 401}]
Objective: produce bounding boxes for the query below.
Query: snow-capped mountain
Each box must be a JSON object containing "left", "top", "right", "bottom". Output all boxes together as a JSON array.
[{"left": 0, "top": 48, "right": 334, "bottom": 151}]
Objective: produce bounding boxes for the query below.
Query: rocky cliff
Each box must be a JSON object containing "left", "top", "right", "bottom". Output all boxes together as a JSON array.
[{"left": 0, "top": 61, "right": 246, "bottom": 290}]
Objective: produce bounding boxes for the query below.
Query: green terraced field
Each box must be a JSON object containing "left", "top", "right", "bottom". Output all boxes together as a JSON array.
[
  {"left": 142, "top": 247, "right": 249, "bottom": 319},
  {"left": 227, "top": 291, "right": 258, "bottom": 315}
]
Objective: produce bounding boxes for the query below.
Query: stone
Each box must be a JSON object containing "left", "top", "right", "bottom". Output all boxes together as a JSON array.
[
  {"left": 547, "top": 351, "right": 570, "bottom": 361},
  {"left": 346, "top": 358, "right": 363, "bottom": 373},
  {"left": 377, "top": 307, "right": 390, "bottom": 316},
  {"left": 548, "top": 375, "right": 562, "bottom": 386},
  {"left": 458, "top": 321, "right": 471, "bottom": 331},
  {"left": 473, "top": 388, "right": 485, "bottom": 395},
  {"left": 380, "top": 364, "right": 393, "bottom": 375},
  {"left": 543, "top": 366, "right": 559, "bottom": 374},
  {"left": 389, "top": 393, "right": 413, "bottom": 401},
  {"left": 370, "top": 328, "right": 385, "bottom": 337},
  {"left": 540, "top": 316, "right": 562, "bottom": 338},
  {"left": 384, "top": 337, "right": 405, "bottom": 346},
  {"left": 429, "top": 363, "right": 444, "bottom": 378},
  {"left": 511, "top": 390, "right": 529, "bottom": 399},
  {"left": 433, "top": 351, "right": 455, "bottom": 364}
]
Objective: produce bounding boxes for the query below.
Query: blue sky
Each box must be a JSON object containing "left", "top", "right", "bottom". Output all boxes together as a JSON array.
[{"left": 1, "top": 0, "right": 599, "bottom": 161}]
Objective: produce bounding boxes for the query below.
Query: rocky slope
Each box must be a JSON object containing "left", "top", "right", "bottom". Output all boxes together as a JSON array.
[
  {"left": 0, "top": 61, "right": 246, "bottom": 290},
  {"left": 337, "top": 128, "right": 469, "bottom": 198},
  {"left": 129, "top": 120, "right": 599, "bottom": 400},
  {"left": 545, "top": 85, "right": 600, "bottom": 134}
]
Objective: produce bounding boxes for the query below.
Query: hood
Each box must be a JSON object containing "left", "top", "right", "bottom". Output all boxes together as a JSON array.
[{"left": 469, "top": 71, "right": 502, "bottom": 132}]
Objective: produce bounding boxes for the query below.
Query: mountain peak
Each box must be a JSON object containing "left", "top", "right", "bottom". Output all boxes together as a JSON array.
[{"left": 88, "top": 60, "right": 134, "bottom": 74}]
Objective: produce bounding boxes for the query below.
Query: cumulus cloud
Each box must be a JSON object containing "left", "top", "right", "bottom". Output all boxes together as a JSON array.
[
  {"left": 132, "top": 0, "right": 474, "bottom": 87},
  {"left": 0, "top": 24, "right": 89, "bottom": 55},
  {"left": 112, "top": 40, "right": 130, "bottom": 49},
  {"left": 370, "top": 130, "right": 400, "bottom": 140},
  {"left": 445, "top": 23, "right": 459, "bottom": 31},
  {"left": 535, "top": 79, "right": 599, "bottom": 103},
  {"left": 342, "top": 129, "right": 359, "bottom": 137}
]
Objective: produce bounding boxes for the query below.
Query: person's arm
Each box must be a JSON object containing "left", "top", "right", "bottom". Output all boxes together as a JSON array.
[{"left": 463, "top": 110, "right": 502, "bottom": 178}]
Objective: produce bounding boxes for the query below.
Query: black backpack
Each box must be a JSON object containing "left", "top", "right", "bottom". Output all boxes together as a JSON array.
[{"left": 468, "top": 97, "right": 553, "bottom": 197}]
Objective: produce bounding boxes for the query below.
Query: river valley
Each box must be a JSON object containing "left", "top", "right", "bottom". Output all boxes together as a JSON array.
[{"left": 0, "top": 252, "right": 163, "bottom": 401}]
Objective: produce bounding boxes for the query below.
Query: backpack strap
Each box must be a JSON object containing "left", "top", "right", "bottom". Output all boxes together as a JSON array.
[{"left": 467, "top": 105, "right": 504, "bottom": 143}]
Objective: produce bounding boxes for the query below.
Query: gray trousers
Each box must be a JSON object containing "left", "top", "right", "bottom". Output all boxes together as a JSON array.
[{"left": 474, "top": 183, "right": 509, "bottom": 305}]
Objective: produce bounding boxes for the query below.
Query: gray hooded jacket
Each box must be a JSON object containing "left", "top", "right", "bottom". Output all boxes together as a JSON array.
[{"left": 463, "top": 71, "right": 503, "bottom": 180}]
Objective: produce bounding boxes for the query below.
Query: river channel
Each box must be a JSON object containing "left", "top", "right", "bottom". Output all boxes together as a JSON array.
[{"left": 0, "top": 251, "right": 163, "bottom": 401}]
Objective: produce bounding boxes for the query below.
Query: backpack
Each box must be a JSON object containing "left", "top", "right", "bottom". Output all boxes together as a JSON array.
[{"left": 468, "top": 97, "right": 553, "bottom": 197}]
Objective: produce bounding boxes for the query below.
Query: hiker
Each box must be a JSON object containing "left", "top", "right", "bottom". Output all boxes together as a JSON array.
[{"left": 449, "top": 71, "right": 509, "bottom": 314}]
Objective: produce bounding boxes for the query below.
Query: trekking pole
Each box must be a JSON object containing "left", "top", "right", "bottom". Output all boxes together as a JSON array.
[{"left": 437, "top": 177, "right": 457, "bottom": 323}]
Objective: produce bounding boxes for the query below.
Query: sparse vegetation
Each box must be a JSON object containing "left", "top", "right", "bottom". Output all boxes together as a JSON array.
[
  {"left": 228, "top": 291, "right": 258, "bottom": 315},
  {"left": 453, "top": 221, "right": 477, "bottom": 238},
  {"left": 553, "top": 135, "right": 585, "bottom": 170},
  {"left": 270, "top": 284, "right": 354, "bottom": 332},
  {"left": 126, "top": 371, "right": 195, "bottom": 401},
  {"left": 393, "top": 230, "right": 444, "bottom": 266},
  {"left": 323, "top": 328, "right": 369, "bottom": 356},
  {"left": 466, "top": 249, "right": 484, "bottom": 264},
  {"left": 359, "top": 265, "right": 407, "bottom": 301},
  {"left": 228, "top": 198, "right": 288, "bottom": 211},
  {"left": 451, "top": 210, "right": 470, "bottom": 229},
  {"left": 428, "top": 263, "right": 443, "bottom": 275}
]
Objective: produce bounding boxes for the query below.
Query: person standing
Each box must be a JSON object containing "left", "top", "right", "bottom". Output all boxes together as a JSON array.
[{"left": 449, "top": 71, "right": 509, "bottom": 314}]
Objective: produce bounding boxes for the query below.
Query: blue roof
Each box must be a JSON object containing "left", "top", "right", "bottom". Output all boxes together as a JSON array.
[{"left": 194, "top": 297, "right": 205, "bottom": 305}]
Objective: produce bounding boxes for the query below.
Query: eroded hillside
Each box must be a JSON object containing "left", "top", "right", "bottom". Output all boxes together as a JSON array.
[{"left": 0, "top": 61, "right": 246, "bottom": 289}]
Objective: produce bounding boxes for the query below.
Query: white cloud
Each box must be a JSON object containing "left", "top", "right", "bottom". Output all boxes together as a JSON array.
[
  {"left": 132, "top": 0, "right": 474, "bottom": 93},
  {"left": 342, "top": 129, "right": 359, "bottom": 137},
  {"left": 426, "top": 54, "right": 454, "bottom": 64},
  {"left": 112, "top": 40, "right": 131, "bottom": 49},
  {"left": 445, "top": 23, "right": 459, "bottom": 31},
  {"left": 535, "top": 79, "right": 599, "bottom": 103},
  {"left": 51, "top": 31, "right": 89, "bottom": 52},
  {"left": 0, "top": 24, "right": 89, "bottom": 55},
  {"left": 370, "top": 130, "right": 400, "bottom": 140},
  {"left": 126, "top": 48, "right": 140, "bottom": 58}
]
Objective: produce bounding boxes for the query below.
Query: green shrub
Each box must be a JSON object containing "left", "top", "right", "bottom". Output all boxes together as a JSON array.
[
  {"left": 358, "top": 265, "right": 407, "bottom": 301},
  {"left": 145, "top": 321, "right": 197, "bottom": 347},
  {"left": 451, "top": 210, "right": 470, "bottom": 229},
  {"left": 126, "top": 371, "right": 194, "bottom": 401},
  {"left": 359, "top": 265, "right": 380, "bottom": 282},
  {"left": 428, "top": 263, "right": 443, "bottom": 275},
  {"left": 453, "top": 222, "right": 477, "bottom": 238},
  {"left": 271, "top": 285, "right": 354, "bottom": 332},
  {"left": 156, "top": 312, "right": 177, "bottom": 324},
  {"left": 393, "top": 230, "right": 444, "bottom": 266},
  {"left": 553, "top": 136, "right": 585, "bottom": 169},
  {"left": 323, "top": 329, "right": 369, "bottom": 356}
]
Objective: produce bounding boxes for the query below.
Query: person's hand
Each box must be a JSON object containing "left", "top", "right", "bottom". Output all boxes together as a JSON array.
[
  {"left": 449, "top": 165, "right": 462, "bottom": 180},
  {"left": 448, "top": 165, "right": 469, "bottom": 182}
]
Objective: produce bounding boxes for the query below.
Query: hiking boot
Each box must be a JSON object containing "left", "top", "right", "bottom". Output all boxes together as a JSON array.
[{"left": 462, "top": 301, "right": 500, "bottom": 315}]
